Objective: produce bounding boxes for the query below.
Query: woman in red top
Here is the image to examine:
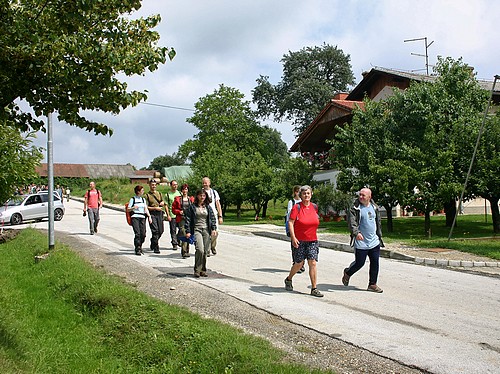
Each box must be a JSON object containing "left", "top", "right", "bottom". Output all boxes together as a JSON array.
[
  {"left": 172, "top": 184, "right": 194, "bottom": 258},
  {"left": 284, "top": 185, "right": 323, "bottom": 297}
]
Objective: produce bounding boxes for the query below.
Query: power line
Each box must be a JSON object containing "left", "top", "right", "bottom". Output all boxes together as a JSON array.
[{"left": 140, "top": 102, "right": 195, "bottom": 111}]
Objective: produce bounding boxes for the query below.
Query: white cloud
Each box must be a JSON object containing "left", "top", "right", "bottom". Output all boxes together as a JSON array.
[{"left": 31, "top": 0, "right": 499, "bottom": 168}]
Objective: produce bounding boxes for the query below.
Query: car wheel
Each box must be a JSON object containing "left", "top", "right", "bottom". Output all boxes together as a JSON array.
[
  {"left": 54, "top": 208, "right": 64, "bottom": 221},
  {"left": 11, "top": 213, "right": 23, "bottom": 225}
]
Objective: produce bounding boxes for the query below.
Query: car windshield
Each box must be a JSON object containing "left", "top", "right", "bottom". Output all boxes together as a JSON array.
[{"left": 4, "top": 196, "right": 25, "bottom": 207}]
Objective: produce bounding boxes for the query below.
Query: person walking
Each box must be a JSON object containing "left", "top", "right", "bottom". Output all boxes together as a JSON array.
[
  {"left": 83, "top": 181, "right": 103, "bottom": 235},
  {"left": 127, "top": 185, "right": 152, "bottom": 255},
  {"left": 284, "top": 185, "right": 323, "bottom": 297},
  {"left": 202, "top": 177, "right": 223, "bottom": 256},
  {"left": 166, "top": 180, "right": 182, "bottom": 250},
  {"left": 145, "top": 179, "right": 170, "bottom": 253},
  {"left": 184, "top": 188, "right": 217, "bottom": 278},
  {"left": 172, "top": 183, "right": 194, "bottom": 258},
  {"left": 286, "top": 185, "right": 305, "bottom": 273},
  {"left": 342, "top": 187, "right": 384, "bottom": 293}
]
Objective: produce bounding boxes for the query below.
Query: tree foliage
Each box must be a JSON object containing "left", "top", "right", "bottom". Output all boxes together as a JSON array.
[
  {"left": 0, "top": 123, "right": 43, "bottom": 202},
  {"left": 331, "top": 57, "right": 490, "bottom": 236},
  {"left": 147, "top": 152, "right": 186, "bottom": 171},
  {"left": 0, "top": 0, "right": 175, "bottom": 135},
  {"left": 252, "top": 43, "right": 354, "bottom": 135},
  {"left": 181, "top": 85, "right": 292, "bottom": 218}
]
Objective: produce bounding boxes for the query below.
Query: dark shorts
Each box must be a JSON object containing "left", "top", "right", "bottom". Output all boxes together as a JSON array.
[{"left": 292, "top": 240, "right": 319, "bottom": 263}]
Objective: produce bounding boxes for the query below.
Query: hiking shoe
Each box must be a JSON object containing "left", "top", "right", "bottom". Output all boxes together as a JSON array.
[
  {"left": 153, "top": 250, "right": 160, "bottom": 254},
  {"left": 284, "top": 277, "right": 293, "bottom": 291},
  {"left": 367, "top": 285, "right": 383, "bottom": 293},
  {"left": 342, "top": 269, "right": 350, "bottom": 286},
  {"left": 194, "top": 272, "right": 200, "bottom": 278},
  {"left": 311, "top": 288, "right": 324, "bottom": 297},
  {"left": 200, "top": 272, "right": 208, "bottom": 277}
]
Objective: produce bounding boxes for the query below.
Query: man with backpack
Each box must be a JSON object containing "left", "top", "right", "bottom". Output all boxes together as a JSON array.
[
  {"left": 145, "top": 179, "right": 170, "bottom": 253},
  {"left": 83, "top": 181, "right": 103, "bottom": 235},
  {"left": 285, "top": 185, "right": 304, "bottom": 273}
]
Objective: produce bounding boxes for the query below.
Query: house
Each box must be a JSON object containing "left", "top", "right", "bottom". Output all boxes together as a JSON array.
[
  {"left": 291, "top": 66, "right": 500, "bottom": 184},
  {"left": 36, "top": 163, "right": 158, "bottom": 184}
]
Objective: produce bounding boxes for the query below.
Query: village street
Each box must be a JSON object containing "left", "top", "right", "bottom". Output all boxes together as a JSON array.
[{"left": 20, "top": 200, "right": 500, "bottom": 374}]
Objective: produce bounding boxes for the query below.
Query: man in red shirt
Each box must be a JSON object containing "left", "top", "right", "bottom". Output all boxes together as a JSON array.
[
  {"left": 284, "top": 185, "right": 323, "bottom": 297},
  {"left": 83, "top": 181, "right": 103, "bottom": 235}
]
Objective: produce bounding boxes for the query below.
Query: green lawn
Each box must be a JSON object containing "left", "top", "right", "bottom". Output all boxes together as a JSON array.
[{"left": 0, "top": 229, "right": 329, "bottom": 373}]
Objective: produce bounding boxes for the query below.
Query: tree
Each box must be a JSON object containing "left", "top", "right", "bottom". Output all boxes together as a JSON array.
[
  {"left": 182, "top": 85, "right": 290, "bottom": 218},
  {"left": 0, "top": 124, "right": 43, "bottom": 203},
  {"left": 332, "top": 57, "right": 489, "bottom": 237},
  {"left": 470, "top": 111, "right": 500, "bottom": 233},
  {"left": 252, "top": 44, "right": 355, "bottom": 135},
  {"left": 147, "top": 152, "right": 186, "bottom": 171},
  {"left": 0, "top": 0, "right": 175, "bottom": 135}
]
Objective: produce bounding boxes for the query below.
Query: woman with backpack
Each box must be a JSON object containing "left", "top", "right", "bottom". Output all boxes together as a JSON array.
[
  {"left": 172, "top": 183, "right": 195, "bottom": 258},
  {"left": 286, "top": 185, "right": 304, "bottom": 273},
  {"left": 127, "top": 185, "right": 152, "bottom": 256},
  {"left": 284, "top": 185, "right": 323, "bottom": 297}
]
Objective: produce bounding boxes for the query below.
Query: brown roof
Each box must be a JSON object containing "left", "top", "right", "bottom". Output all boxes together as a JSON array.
[{"left": 36, "top": 163, "right": 89, "bottom": 178}]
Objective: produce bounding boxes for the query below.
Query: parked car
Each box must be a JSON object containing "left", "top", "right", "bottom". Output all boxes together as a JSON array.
[{"left": 0, "top": 191, "right": 65, "bottom": 225}]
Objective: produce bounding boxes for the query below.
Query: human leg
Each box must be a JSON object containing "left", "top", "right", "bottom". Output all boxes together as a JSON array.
[
  {"left": 169, "top": 220, "right": 178, "bottom": 249},
  {"left": 87, "top": 209, "right": 95, "bottom": 234},
  {"left": 131, "top": 217, "right": 142, "bottom": 254},
  {"left": 345, "top": 248, "right": 368, "bottom": 277},
  {"left": 193, "top": 229, "right": 205, "bottom": 275},
  {"left": 149, "top": 212, "right": 162, "bottom": 253},
  {"left": 367, "top": 245, "right": 382, "bottom": 292},
  {"left": 93, "top": 208, "right": 100, "bottom": 232},
  {"left": 210, "top": 230, "right": 218, "bottom": 255}
]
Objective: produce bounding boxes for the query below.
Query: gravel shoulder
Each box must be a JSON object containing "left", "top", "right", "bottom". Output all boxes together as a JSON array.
[{"left": 54, "top": 231, "right": 425, "bottom": 374}]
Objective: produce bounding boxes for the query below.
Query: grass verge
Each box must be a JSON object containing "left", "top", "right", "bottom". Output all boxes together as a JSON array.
[{"left": 0, "top": 228, "right": 329, "bottom": 373}]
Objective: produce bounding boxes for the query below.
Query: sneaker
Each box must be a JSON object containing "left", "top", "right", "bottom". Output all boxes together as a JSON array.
[
  {"left": 367, "top": 285, "right": 383, "bottom": 293},
  {"left": 194, "top": 272, "right": 200, "bottom": 278},
  {"left": 173, "top": 246, "right": 178, "bottom": 250},
  {"left": 211, "top": 249, "right": 217, "bottom": 255},
  {"left": 342, "top": 269, "right": 350, "bottom": 286},
  {"left": 153, "top": 250, "right": 160, "bottom": 254},
  {"left": 284, "top": 277, "right": 293, "bottom": 291},
  {"left": 200, "top": 272, "right": 208, "bottom": 277},
  {"left": 94, "top": 227, "right": 98, "bottom": 233},
  {"left": 310, "top": 288, "right": 324, "bottom": 297}
]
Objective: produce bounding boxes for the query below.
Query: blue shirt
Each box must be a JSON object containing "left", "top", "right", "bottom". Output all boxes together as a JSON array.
[
  {"left": 354, "top": 203, "right": 380, "bottom": 250},
  {"left": 129, "top": 196, "right": 147, "bottom": 218}
]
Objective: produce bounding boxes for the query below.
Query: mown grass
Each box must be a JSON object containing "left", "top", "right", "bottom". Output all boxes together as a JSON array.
[{"left": 0, "top": 229, "right": 330, "bottom": 374}]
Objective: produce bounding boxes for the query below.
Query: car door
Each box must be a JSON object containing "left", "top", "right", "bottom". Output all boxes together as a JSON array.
[{"left": 22, "top": 195, "right": 45, "bottom": 220}]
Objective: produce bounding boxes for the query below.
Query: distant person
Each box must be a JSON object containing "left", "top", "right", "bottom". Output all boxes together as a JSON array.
[
  {"left": 284, "top": 185, "right": 323, "bottom": 297},
  {"left": 166, "top": 180, "right": 181, "bottom": 250},
  {"left": 286, "top": 185, "right": 305, "bottom": 274},
  {"left": 127, "top": 185, "right": 152, "bottom": 255},
  {"left": 56, "top": 185, "right": 63, "bottom": 201},
  {"left": 83, "top": 181, "right": 103, "bottom": 235},
  {"left": 65, "top": 187, "right": 71, "bottom": 202},
  {"left": 202, "top": 177, "right": 223, "bottom": 256},
  {"left": 342, "top": 187, "right": 384, "bottom": 293},
  {"left": 184, "top": 188, "right": 217, "bottom": 278},
  {"left": 172, "top": 184, "right": 194, "bottom": 258},
  {"left": 145, "top": 179, "right": 169, "bottom": 253}
]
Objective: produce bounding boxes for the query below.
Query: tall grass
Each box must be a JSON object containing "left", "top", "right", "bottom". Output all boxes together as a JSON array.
[{"left": 0, "top": 229, "right": 329, "bottom": 373}]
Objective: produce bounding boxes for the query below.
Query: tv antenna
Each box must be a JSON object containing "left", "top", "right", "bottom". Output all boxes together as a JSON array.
[{"left": 404, "top": 37, "right": 434, "bottom": 74}]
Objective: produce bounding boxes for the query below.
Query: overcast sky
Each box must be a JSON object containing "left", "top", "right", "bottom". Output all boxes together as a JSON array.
[{"left": 33, "top": 0, "right": 500, "bottom": 169}]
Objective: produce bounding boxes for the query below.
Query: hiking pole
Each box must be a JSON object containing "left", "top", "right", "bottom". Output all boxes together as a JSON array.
[{"left": 448, "top": 75, "right": 499, "bottom": 241}]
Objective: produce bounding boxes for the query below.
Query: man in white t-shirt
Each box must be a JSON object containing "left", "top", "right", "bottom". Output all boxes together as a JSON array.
[{"left": 202, "top": 177, "right": 223, "bottom": 255}]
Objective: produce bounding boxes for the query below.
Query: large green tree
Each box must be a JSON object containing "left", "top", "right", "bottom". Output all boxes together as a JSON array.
[
  {"left": 252, "top": 43, "right": 354, "bottom": 135},
  {"left": 331, "top": 57, "right": 489, "bottom": 237},
  {"left": 1, "top": 0, "right": 174, "bottom": 135},
  {"left": 147, "top": 152, "right": 186, "bottom": 171},
  {"left": 0, "top": 124, "right": 42, "bottom": 203},
  {"left": 182, "top": 85, "right": 290, "bottom": 218}
]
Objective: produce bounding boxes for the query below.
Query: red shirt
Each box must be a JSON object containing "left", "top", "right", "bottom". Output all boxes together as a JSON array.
[
  {"left": 85, "top": 189, "right": 100, "bottom": 209},
  {"left": 289, "top": 202, "right": 319, "bottom": 241}
]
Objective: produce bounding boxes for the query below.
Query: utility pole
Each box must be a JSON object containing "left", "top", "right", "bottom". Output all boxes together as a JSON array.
[
  {"left": 47, "top": 113, "right": 55, "bottom": 250},
  {"left": 404, "top": 37, "right": 434, "bottom": 74}
]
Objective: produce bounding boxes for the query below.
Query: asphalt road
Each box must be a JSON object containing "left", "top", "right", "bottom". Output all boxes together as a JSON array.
[{"left": 16, "top": 200, "right": 500, "bottom": 374}]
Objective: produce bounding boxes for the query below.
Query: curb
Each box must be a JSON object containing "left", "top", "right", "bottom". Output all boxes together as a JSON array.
[{"left": 252, "top": 231, "right": 500, "bottom": 269}]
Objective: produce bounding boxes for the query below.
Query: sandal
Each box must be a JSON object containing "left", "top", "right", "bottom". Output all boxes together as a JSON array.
[{"left": 367, "top": 285, "right": 383, "bottom": 293}]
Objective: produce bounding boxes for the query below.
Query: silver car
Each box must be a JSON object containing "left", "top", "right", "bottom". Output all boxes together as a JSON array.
[{"left": 0, "top": 191, "right": 65, "bottom": 225}]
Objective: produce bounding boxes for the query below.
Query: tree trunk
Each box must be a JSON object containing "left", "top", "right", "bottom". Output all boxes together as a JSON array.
[
  {"left": 424, "top": 210, "right": 432, "bottom": 238},
  {"left": 487, "top": 197, "right": 500, "bottom": 234},
  {"left": 383, "top": 204, "right": 393, "bottom": 233},
  {"left": 444, "top": 199, "right": 457, "bottom": 228},
  {"left": 262, "top": 200, "right": 269, "bottom": 218},
  {"left": 236, "top": 202, "right": 242, "bottom": 219}
]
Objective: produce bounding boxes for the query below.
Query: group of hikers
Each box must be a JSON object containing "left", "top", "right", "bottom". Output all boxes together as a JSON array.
[{"left": 83, "top": 178, "right": 384, "bottom": 294}]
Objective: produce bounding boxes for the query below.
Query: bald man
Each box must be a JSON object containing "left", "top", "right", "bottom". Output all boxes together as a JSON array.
[{"left": 342, "top": 188, "right": 385, "bottom": 293}]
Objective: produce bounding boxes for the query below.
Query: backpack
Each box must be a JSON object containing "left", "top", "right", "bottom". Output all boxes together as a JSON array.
[
  {"left": 284, "top": 200, "right": 296, "bottom": 237},
  {"left": 125, "top": 196, "right": 145, "bottom": 226},
  {"left": 285, "top": 202, "right": 319, "bottom": 237}
]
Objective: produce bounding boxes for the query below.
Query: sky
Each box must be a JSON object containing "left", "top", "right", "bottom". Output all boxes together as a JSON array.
[{"left": 32, "top": 0, "right": 500, "bottom": 169}]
